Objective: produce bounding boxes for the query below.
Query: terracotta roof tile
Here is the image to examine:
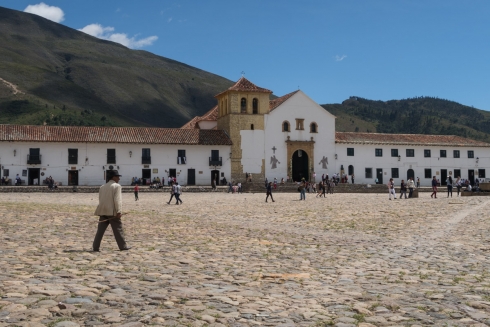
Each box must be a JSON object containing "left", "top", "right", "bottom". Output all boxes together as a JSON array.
[
  {"left": 0, "top": 125, "right": 232, "bottom": 145},
  {"left": 269, "top": 90, "right": 299, "bottom": 111},
  {"left": 215, "top": 77, "right": 272, "bottom": 97},
  {"left": 335, "top": 132, "right": 490, "bottom": 147},
  {"left": 181, "top": 106, "right": 218, "bottom": 129}
]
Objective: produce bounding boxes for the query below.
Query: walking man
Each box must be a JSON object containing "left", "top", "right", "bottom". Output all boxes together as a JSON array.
[
  {"left": 167, "top": 181, "right": 176, "bottom": 204},
  {"left": 387, "top": 178, "right": 396, "bottom": 200},
  {"left": 431, "top": 176, "right": 438, "bottom": 198},
  {"left": 408, "top": 177, "right": 415, "bottom": 198},
  {"left": 174, "top": 182, "right": 183, "bottom": 204},
  {"left": 299, "top": 180, "right": 306, "bottom": 200},
  {"left": 92, "top": 170, "right": 130, "bottom": 251},
  {"left": 134, "top": 184, "right": 139, "bottom": 201},
  {"left": 266, "top": 182, "right": 275, "bottom": 202},
  {"left": 400, "top": 179, "right": 408, "bottom": 199}
]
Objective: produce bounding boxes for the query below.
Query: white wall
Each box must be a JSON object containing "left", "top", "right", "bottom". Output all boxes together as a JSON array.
[
  {"left": 240, "top": 130, "right": 265, "bottom": 174},
  {"left": 335, "top": 143, "right": 489, "bottom": 186},
  {"left": 264, "top": 91, "right": 336, "bottom": 182},
  {"left": 0, "top": 142, "right": 231, "bottom": 186}
]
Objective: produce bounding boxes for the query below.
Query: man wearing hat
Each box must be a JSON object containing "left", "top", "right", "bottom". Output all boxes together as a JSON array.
[{"left": 92, "top": 170, "right": 131, "bottom": 251}]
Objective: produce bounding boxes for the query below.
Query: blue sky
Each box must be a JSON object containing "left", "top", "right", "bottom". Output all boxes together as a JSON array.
[{"left": 3, "top": 1, "right": 490, "bottom": 110}]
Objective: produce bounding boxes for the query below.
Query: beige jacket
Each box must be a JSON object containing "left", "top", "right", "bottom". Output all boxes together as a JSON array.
[{"left": 94, "top": 180, "right": 122, "bottom": 216}]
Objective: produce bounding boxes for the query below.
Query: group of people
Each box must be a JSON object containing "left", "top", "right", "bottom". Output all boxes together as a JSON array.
[
  {"left": 387, "top": 177, "right": 416, "bottom": 200},
  {"left": 1, "top": 176, "right": 10, "bottom": 185},
  {"left": 44, "top": 176, "right": 58, "bottom": 190},
  {"left": 227, "top": 181, "right": 243, "bottom": 194}
]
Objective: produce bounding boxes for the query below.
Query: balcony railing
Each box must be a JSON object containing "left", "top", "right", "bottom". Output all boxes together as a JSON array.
[
  {"left": 142, "top": 156, "right": 151, "bottom": 164},
  {"left": 209, "top": 157, "right": 222, "bottom": 166},
  {"left": 27, "top": 154, "right": 42, "bottom": 164}
]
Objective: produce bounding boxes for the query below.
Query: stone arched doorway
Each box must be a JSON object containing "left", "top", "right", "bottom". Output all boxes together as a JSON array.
[{"left": 292, "top": 150, "right": 309, "bottom": 182}]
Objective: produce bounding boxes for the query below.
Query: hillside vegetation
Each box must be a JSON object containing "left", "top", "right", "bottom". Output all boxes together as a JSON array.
[
  {"left": 0, "top": 6, "right": 233, "bottom": 127},
  {"left": 322, "top": 96, "right": 490, "bottom": 142}
]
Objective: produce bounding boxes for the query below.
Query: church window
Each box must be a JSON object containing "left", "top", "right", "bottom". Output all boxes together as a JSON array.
[
  {"left": 241, "top": 98, "right": 247, "bottom": 113},
  {"left": 310, "top": 122, "right": 318, "bottom": 133},
  {"left": 282, "top": 121, "right": 290, "bottom": 132},
  {"left": 253, "top": 98, "right": 258, "bottom": 114},
  {"left": 295, "top": 119, "right": 304, "bottom": 130},
  {"left": 348, "top": 165, "right": 354, "bottom": 175}
]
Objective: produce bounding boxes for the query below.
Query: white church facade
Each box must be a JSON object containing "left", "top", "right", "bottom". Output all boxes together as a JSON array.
[{"left": 0, "top": 77, "right": 488, "bottom": 186}]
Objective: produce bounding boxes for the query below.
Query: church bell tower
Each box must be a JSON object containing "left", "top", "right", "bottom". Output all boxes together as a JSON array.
[{"left": 216, "top": 77, "right": 272, "bottom": 182}]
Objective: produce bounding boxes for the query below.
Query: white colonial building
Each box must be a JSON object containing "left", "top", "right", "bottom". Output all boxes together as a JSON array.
[{"left": 0, "top": 77, "right": 488, "bottom": 186}]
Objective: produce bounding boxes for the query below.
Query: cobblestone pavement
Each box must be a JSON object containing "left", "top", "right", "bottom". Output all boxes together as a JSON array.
[{"left": 0, "top": 192, "right": 489, "bottom": 327}]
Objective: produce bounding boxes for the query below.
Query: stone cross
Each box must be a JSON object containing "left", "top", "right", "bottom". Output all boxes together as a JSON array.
[{"left": 272, "top": 146, "right": 277, "bottom": 154}]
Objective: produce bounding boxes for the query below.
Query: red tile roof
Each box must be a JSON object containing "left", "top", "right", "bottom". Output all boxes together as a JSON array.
[
  {"left": 269, "top": 90, "right": 299, "bottom": 111},
  {"left": 0, "top": 125, "right": 232, "bottom": 145},
  {"left": 215, "top": 77, "right": 272, "bottom": 97},
  {"left": 181, "top": 106, "right": 218, "bottom": 129},
  {"left": 335, "top": 132, "right": 490, "bottom": 147}
]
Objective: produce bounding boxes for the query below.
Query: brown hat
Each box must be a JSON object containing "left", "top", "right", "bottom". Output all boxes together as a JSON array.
[{"left": 108, "top": 170, "right": 122, "bottom": 178}]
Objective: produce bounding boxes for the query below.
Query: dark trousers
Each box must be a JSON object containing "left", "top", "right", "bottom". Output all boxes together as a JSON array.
[
  {"left": 168, "top": 194, "right": 175, "bottom": 204},
  {"left": 266, "top": 192, "right": 274, "bottom": 202},
  {"left": 409, "top": 188, "right": 413, "bottom": 198},
  {"left": 93, "top": 216, "right": 127, "bottom": 250},
  {"left": 457, "top": 186, "right": 461, "bottom": 196},
  {"left": 175, "top": 193, "right": 182, "bottom": 204},
  {"left": 447, "top": 185, "right": 453, "bottom": 197},
  {"left": 134, "top": 191, "right": 139, "bottom": 200}
]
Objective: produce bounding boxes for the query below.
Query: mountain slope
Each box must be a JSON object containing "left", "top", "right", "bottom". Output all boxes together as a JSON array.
[
  {"left": 0, "top": 6, "right": 234, "bottom": 127},
  {"left": 322, "top": 96, "right": 490, "bottom": 142}
]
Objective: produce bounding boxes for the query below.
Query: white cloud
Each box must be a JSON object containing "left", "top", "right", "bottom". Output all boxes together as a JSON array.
[
  {"left": 24, "top": 2, "right": 65, "bottom": 23},
  {"left": 168, "top": 17, "right": 173, "bottom": 23},
  {"left": 335, "top": 55, "right": 347, "bottom": 61},
  {"left": 78, "top": 23, "right": 158, "bottom": 49}
]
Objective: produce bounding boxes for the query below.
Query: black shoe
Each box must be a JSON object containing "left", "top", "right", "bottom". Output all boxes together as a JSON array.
[
  {"left": 120, "top": 247, "right": 132, "bottom": 251},
  {"left": 92, "top": 249, "right": 100, "bottom": 252}
]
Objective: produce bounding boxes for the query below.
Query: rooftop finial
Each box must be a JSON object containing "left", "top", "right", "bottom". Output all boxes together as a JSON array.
[{"left": 241, "top": 71, "right": 245, "bottom": 77}]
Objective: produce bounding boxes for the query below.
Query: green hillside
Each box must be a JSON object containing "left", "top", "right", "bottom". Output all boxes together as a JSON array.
[
  {"left": 322, "top": 96, "right": 490, "bottom": 142},
  {"left": 0, "top": 6, "right": 233, "bottom": 127}
]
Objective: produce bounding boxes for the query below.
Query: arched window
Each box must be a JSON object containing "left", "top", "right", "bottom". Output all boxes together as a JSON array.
[
  {"left": 251, "top": 124, "right": 254, "bottom": 130},
  {"left": 283, "top": 121, "right": 290, "bottom": 132},
  {"left": 348, "top": 165, "right": 354, "bottom": 175},
  {"left": 252, "top": 98, "right": 258, "bottom": 114},
  {"left": 241, "top": 98, "right": 247, "bottom": 113},
  {"left": 310, "top": 122, "right": 318, "bottom": 133}
]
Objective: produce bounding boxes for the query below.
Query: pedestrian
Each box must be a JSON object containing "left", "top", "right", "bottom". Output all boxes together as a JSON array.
[
  {"left": 92, "top": 170, "right": 130, "bottom": 252},
  {"left": 456, "top": 176, "right": 462, "bottom": 196},
  {"left": 134, "top": 184, "right": 139, "bottom": 201},
  {"left": 431, "top": 176, "right": 438, "bottom": 198},
  {"left": 400, "top": 179, "right": 408, "bottom": 199},
  {"left": 375, "top": 177, "right": 379, "bottom": 184},
  {"left": 316, "top": 181, "right": 323, "bottom": 197},
  {"left": 408, "top": 177, "right": 415, "bottom": 198},
  {"left": 299, "top": 181, "right": 306, "bottom": 200},
  {"left": 387, "top": 178, "right": 396, "bottom": 200},
  {"left": 351, "top": 174, "right": 355, "bottom": 184},
  {"left": 167, "top": 181, "right": 176, "bottom": 204},
  {"left": 266, "top": 182, "right": 275, "bottom": 202},
  {"left": 174, "top": 182, "right": 183, "bottom": 204},
  {"left": 237, "top": 181, "right": 242, "bottom": 193},
  {"left": 273, "top": 177, "right": 277, "bottom": 189},
  {"left": 245, "top": 172, "right": 249, "bottom": 182},
  {"left": 416, "top": 177, "right": 420, "bottom": 188},
  {"left": 446, "top": 176, "right": 453, "bottom": 197}
]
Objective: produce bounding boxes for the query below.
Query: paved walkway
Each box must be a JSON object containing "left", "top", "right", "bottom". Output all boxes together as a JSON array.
[{"left": 0, "top": 192, "right": 489, "bottom": 327}]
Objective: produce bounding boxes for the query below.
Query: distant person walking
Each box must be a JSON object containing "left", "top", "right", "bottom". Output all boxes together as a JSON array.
[
  {"left": 387, "top": 178, "right": 396, "bottom": 200},
  {"left": 456, "top": 176, "right": 462, "bottom": 196},
  {"left": 416, "top": 177, "right": 420, "bottom": 188},
  {"left": 446, "top": 176, "right": 453, "bottom": 197},
  {"left": 408, "top": 177, "right": 415, "bottom": 198},
  {"left": 299, "top": 181, "right": 306, "bottom": 200},
  {"left": 167, "top": 181, "right": 176, "bottom": 204},
  {"left": 400, "top": 180, "right": 408, "bottom": 199},
  {"left": 174, "top": 182, "right": 183, "bottom": 204},
  {"left": 266, "top": 182, "right": 275, "bottom": 202},
  {"left": 134, "top": 184, "right": 139, "bottom": 201},
  {"left": 431, "top": 176, "right": 438, "bottom": 198}
]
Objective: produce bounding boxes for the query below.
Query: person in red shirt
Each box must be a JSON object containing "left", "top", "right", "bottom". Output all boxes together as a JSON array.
[{"left": 134, "top": 184, "right": 139, "bottom": 201}]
